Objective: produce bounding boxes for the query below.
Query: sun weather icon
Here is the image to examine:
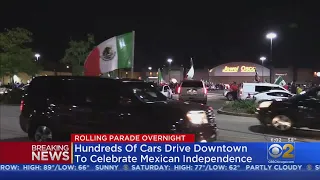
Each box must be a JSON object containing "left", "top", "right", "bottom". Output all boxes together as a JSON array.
[{"left": 307, "top": 164, "right": 313, "bottom": 170}]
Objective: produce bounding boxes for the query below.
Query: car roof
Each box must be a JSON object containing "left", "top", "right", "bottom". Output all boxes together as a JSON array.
[
  {"left": 262, "top": 90, "right": 291, "bottom": 93},
  {"left": 243, "top": 83, "right": 280, "bottom": 87},
  {"left": 29, "top": 76, "right": 147, "bottom": 88},
  {"left": 181, "top": 80, "right": 203, "bottom": 82},
  {"left": 119, "top": 78, "right": 145, "bottom": 82},
  {"left": 30, "top": 76, "right": 145, "bottom": 83}
]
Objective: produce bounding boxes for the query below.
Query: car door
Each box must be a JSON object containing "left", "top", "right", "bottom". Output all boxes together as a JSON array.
[
  {"left": 92, "top": 84, "right": 148, "bottom": 133},
  {"left": 298, "top": 90, "right": 320, "bottom": 127},
  {"left": 50, "top": 80, "right": 95, "bottom": 134},
  {"left": 264, "top": 92, "right": 282, "bottom": 101},
  {"left": 254, "top": 92, "right": 268, "bottom": 102}
]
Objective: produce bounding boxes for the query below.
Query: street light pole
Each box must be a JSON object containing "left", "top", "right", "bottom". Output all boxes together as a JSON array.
[
  {"left": 167, "top": 58, "right": 173, "bottom": 82},
  {"left": 260, "top": 56, "right": 266, "bottom": 82},
  {"left": 35, "top": 53, "right": 40, "bottom": 61},
  {"left": 266, "top": 32, "right": 277, "bottom": 83},
  {"left": 148, "top": 67, "right": 152, "bottom": 82}
]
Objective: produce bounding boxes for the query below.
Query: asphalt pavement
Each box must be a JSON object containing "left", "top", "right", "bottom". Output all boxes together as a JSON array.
[{"left": 1, "top": 90, "right": 320, "bottom": 142}]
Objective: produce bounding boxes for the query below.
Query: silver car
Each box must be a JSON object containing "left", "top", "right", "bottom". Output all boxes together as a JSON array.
[{"left": 178, "top": 80, "right": 207, "bottom": 104}]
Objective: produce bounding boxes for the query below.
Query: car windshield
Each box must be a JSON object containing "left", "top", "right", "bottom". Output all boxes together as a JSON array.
[{"left": 126, "top": 82, "right": 167, "bottom": 103}]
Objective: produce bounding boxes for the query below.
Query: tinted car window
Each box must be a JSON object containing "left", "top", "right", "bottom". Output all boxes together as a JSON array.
[
  {"left": 29, "top": 78, "right": 120, "bottom": 106},
  {"left": 279, "top": 92, "right": 292, "bottom": 97},
  {"left": 272, "top": 87, "right": 284, "bottom": 90},
  {"left": 255, "top": 86, "right": 272, "bottom": 92},
  {"left": 164, "top": 86, "right": 169, "bottom": 91},
  {"left": 181, "top": 81, "right": 203, "bottom": 87},
  {"left": 267, "top": 92, "right": 292, "bottom": 97},
  {"left": 28, "top": 78, "right": 56, "bottom": 97},
  {"left": 266, "top": 92, "right": 277, "bottom": 96},
  {"left": 125, "top": 82, "right": 167, "bottom": 102}
]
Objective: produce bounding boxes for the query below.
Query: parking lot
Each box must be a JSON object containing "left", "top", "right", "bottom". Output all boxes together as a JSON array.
[
  {"left": 0, "top": 105, "right": 26, "bottom": 141},
  {"left": 1, "top": 91, "right": 320, "bottom": 142}
]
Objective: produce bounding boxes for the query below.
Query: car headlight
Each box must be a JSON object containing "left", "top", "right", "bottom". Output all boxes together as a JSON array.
[
  {"left": 259, "top": 101, "right": 272, "bottom": 108},
  {"left": 186, "top": 110, "right": 208, "bottom": 124}
]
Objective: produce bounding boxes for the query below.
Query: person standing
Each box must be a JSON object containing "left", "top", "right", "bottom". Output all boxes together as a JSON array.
[
  {"left": 291, "top": 82, "right": 297, "bottom": 94},
  {"left": 230, "top": 82, "right": 238, "bottom": 100},
  {"left": 296, "top": 85, "right": 302, "bottom": 94}
]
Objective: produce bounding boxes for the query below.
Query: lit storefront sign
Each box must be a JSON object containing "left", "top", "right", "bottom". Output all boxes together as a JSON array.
[
  {"left": 275, "top": 73, "right": 287, "bottom": 76},
  {"left": 222, "top": 66, "right": 256, "bottom": 73},
  {"left": 314, "top": 72, "right": 320, "bottom": 77}
]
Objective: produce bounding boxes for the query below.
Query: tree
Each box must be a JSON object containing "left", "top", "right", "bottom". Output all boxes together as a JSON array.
[
  {"left": 61, "top": 34, "right": 95, "bottom": 75},
  {"left": 0, "top": 28, "right": 42, "bottom": 83}
]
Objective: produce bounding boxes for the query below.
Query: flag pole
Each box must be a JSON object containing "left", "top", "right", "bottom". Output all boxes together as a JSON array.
[
  {"left": 157, "top": 68, "right": 159, "bottom": 85},
  {"left": 131, "top": 31, "right": 135, "bottom": 78}
]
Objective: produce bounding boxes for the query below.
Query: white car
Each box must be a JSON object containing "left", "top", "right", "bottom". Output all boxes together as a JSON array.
[
  {"left": 238, "top": 83, "right": 289, "bottom": 100},
  {"left": 253, "top": 90, "right": 294, "bottom": 103},
  {"left": 158, "top": 85, "right": 173, "bottom": 99}
]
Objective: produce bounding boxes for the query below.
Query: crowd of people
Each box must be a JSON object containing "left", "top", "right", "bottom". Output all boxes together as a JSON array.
[{"left": 284, "top": 82, "right": 318, "bottom": 94}]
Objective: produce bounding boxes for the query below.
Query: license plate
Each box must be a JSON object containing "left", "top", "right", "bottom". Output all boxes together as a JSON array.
[{"left": 187, "top": 89, "right": 197, "bottom": 95}]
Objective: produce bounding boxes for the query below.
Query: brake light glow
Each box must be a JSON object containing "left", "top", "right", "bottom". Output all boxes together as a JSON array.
[
  {"left": 20, "top": 100, "right": 24, "bottom": 111},
  {"left": 177, "top": 87, "right": 181, "bottom": 94}
]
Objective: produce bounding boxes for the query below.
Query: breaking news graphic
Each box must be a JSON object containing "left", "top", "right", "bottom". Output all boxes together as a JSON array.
[{"left": 0, "top": 134, "right": 319, "bottom": 180}]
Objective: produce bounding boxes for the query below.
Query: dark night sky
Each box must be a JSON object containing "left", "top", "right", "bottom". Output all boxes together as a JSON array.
[{"left": 2, "top": 1, "right": 320, "bottom": 70}]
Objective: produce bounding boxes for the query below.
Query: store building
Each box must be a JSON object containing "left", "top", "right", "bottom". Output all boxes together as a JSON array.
[
  {"left": 208, "top": 62, "right": 270, "bottom": 84},
  {"left": 0, "top": 71, "right": 72, "bottom": 84},
  {"left": 162, "top": 67, "right": 184, "bottom": 83}
]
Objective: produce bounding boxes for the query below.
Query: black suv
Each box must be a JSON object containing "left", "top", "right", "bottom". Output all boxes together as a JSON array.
[
  {"left": 256, "top": 87, "right": 320, "bottom": 131},
  {"left": 20, "top": 76, "right": 217, "bottom": 142}
]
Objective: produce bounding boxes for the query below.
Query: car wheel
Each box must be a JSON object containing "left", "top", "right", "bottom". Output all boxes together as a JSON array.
[
  {"left": 29, "top": 124, "right": 54, "bottom": 142},
  {"left": 226, "top": 93, "right": 233, "bottom": 101},
  {"left": 271, "top": 115, "right": 293, "bottom": 131}
]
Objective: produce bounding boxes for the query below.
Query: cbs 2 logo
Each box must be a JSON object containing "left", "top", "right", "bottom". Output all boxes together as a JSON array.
[{"left": 268, "top": 144, "right": 294, "bottom": 159}]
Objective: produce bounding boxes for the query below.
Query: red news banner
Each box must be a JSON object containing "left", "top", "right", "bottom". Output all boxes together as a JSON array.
[
  {"left": 71, "top": 134, "right": 195, "bottom": 142},
  {"left": 0, "top": 134, "right": 194, "bottom": 164}
]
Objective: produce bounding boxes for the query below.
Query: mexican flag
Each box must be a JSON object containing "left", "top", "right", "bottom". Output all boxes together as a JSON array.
[
  {"left": 186, "top": 58, "right": 194, "bottom": 79},
  {"left": 84, "top": 32, "right": 134, "bottom": 76},
  {"left": 274, "top": 76, "right": 286, "bottom": 86},
  {"left": 158, "top": 68, "right": 165, "bottom": 84}
]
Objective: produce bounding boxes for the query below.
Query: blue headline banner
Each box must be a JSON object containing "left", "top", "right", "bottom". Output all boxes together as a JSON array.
[
  {"left": 72, "top": 142, "right": 320, "bottom": 165},
  {"left": 2, "top": 142, "right": 320, "bottom": 180}
]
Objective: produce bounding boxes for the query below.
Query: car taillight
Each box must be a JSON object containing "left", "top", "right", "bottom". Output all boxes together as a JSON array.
[
  {"left": 239, "top": 88, "right": 243, "bottom": 96},
  {"left": 20, "top": 100, "right": 24, "bottom": 111},
  {"left": 177, "top": 87, "right": 181, "bottom": 94}
]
